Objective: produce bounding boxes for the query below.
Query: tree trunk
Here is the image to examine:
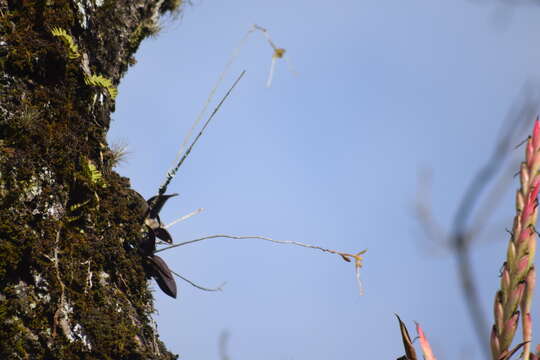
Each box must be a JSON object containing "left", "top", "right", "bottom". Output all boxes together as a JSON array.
[{"left": 0, "top": 1, "right": 181, "bottom": 358}]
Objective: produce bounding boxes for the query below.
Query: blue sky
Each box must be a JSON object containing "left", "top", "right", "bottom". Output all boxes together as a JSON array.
[{"left": 108, "top": 1, "right": 540, "bottom": 358}]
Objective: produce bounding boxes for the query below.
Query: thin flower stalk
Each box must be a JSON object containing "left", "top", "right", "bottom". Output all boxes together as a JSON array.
[
  {"left": 155, "top": 234, "right": 367, "bottom": 294},
  {"left": 491, "top": 119, "right": 540, "bottom": 360}
]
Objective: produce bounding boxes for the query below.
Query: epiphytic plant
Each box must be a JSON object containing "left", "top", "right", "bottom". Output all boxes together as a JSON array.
[
  {"left": 491, "top": 118, "right": 540, "bottom": 360},
  {"left": 171, "top": 24, "right": 291, "bottom": 181},
  {"left": 144, "top": 193, "right": 178, "bottom": 244},
  {"left": 137, "top": 193, "right": 180, "bottom": 298},
  {"left": 394, "top": 119, "right": 540, "bottom": 360},
  {"left": 135, "top": 52, "right": 367, "bottom": 298}
]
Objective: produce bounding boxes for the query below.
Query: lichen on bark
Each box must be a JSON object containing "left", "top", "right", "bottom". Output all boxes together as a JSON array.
[{"left": 0, "top": 0, "right": 182, "bottom": 358}]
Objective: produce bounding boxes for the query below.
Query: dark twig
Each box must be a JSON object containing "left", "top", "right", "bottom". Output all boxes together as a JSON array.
[
  {"left": 219, "top": 330, "right": 231, "bottom": 360},
  {"left": 414, "top": 169, "right": 448, "bottom": 251}
]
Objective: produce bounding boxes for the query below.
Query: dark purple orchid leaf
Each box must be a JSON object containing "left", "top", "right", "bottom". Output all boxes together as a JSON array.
[
  {"left": 153, "top": 227, "right": 173, "bottom": 243},
  {"left": 130, "top": 190, "right": 149, "bottom": 220},
  {"left": 138, "top": 231, "right": 156, "bottom": 256},
  {"left": 150, "top": 255, "right": 177, "bottom": 298},
  {"left": 146, "top": 193, "right": 178, "bottom": 219}
]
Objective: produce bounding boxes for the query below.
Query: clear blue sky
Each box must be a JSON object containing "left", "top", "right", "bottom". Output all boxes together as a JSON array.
[{"left": 108, "top": 1, "right": 540, "bottom": 358}]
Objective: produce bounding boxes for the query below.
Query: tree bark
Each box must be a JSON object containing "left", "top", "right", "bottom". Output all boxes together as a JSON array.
[{"left": 0, "top": 1, "right": 182, "bottom": 358}]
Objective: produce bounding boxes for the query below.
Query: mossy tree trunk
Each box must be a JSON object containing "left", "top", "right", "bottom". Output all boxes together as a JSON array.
[{"left": 0, "top": 1, "right": 181, "bottom": 358}]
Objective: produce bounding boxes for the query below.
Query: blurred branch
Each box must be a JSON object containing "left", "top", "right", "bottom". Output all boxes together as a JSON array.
[
  {"left": 467, "top": 158, "right": 520, "bottom": 240},
  {"left": 470, "top": 0, "right": 540, "bottom": 6},
  {"left": 414, "top": 82, "right": 540, "bottom": 358},
  {"left": 469, "top": 0, "right": 540, "bottom": 30},
  {"left": 219, "top": 330, "right": 231, "bottom": 360},
  {"left": 415, "top": 168, "right": 448, "bottom": 251}
]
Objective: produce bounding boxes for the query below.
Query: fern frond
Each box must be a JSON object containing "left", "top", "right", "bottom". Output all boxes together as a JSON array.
[
  {"left": 65, "top": 215, "right": 82, "bottom": 223},
  {"left": 85, "top": 159, "right": 107, "bottom": 188},
  {"left": 84, "top": 74, "right": 118, "bottom": 99},
  {"left": 50, "top": 27, "right": 80, "bottom": 59},
  {"left": 69, "top": 199, "right": 90, "bottom": 212}
]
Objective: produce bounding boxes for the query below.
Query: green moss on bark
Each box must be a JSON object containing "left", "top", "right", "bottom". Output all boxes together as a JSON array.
[{"left": 1, "top": 0, "right": 184, "bottom": 358}]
